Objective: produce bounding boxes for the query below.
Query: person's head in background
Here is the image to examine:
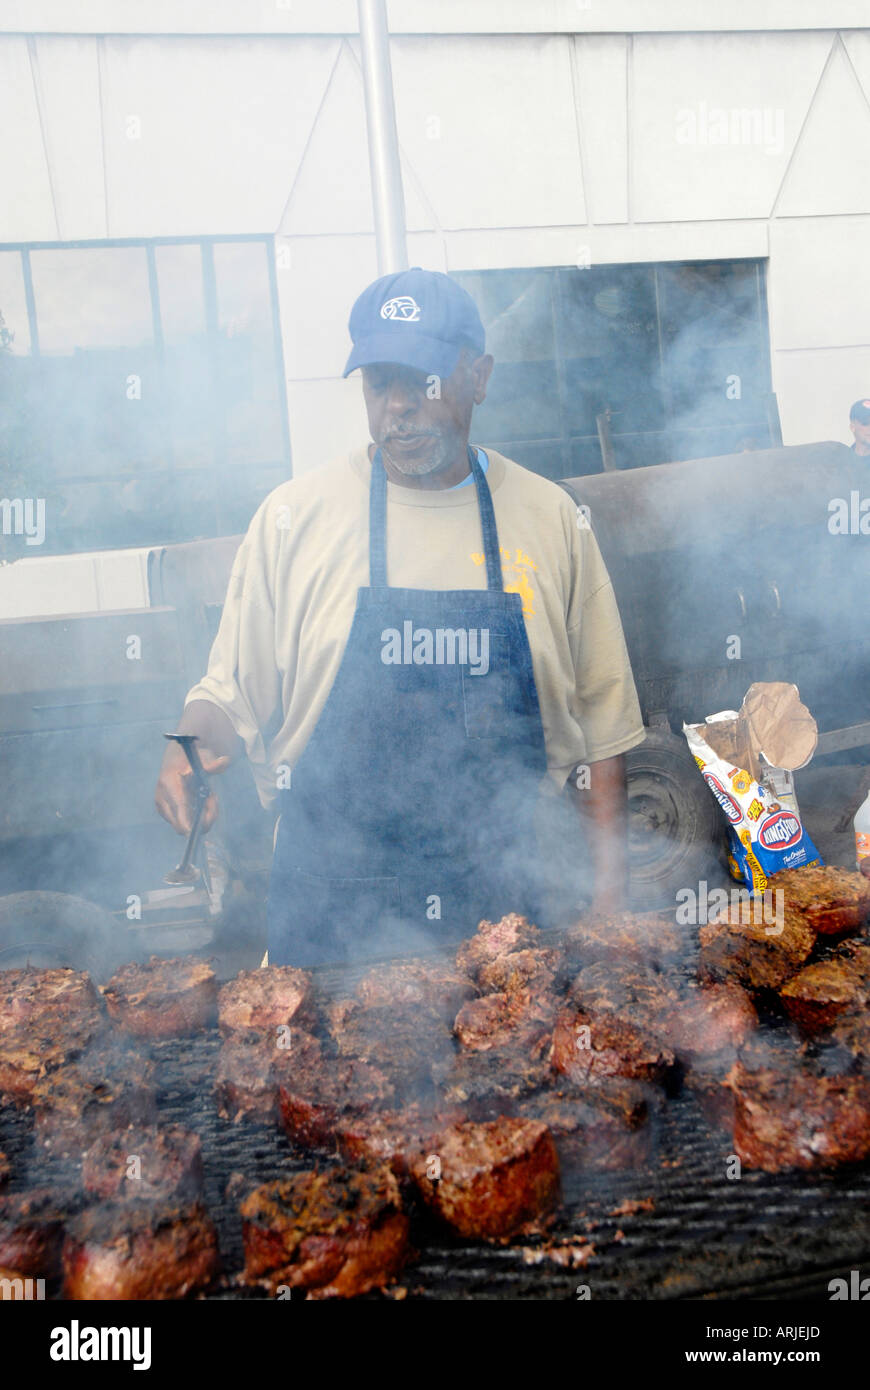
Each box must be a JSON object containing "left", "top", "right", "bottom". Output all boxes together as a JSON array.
[{"left": 848, "top": 399, "right": 870, "bottom": 456}]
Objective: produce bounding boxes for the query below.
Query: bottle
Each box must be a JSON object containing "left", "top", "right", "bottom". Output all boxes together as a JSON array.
[{"left": 855, "top": 788, "right": 870, "bottom": 877}]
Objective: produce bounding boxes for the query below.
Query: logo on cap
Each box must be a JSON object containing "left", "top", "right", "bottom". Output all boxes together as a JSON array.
[{"left": 380, "top": 295, "right": 422, "bottom": 322}]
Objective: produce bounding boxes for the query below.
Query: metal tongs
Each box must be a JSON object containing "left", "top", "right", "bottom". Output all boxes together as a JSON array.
[{"left": 164, "top": 733, "right": 212, "bottom": 890}]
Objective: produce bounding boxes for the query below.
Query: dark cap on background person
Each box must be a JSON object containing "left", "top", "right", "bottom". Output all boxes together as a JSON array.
[
  {"left": 849, "top": 399, "right": 870, "bottom": 425},
  {"left": 343, "top": 268, "right": 486, "bottom": 380}
]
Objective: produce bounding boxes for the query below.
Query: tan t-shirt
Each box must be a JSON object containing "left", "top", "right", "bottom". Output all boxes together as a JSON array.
[{"left": 185, "top": 446, "right": 645, "bottom": 808}]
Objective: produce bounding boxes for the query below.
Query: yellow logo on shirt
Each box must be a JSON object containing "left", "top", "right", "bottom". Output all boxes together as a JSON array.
[{"left": 471, "top": 546, "right": 537, "bottom": 617}]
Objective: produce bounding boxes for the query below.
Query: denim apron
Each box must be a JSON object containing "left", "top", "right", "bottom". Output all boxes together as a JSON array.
[{"left": 266, "top": 446, "right": 550, "bottom": 966}]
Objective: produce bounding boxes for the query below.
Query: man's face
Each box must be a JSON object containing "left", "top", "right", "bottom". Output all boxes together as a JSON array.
[
  {"left": 850, "top": 416, "right": 870, "bottom": 454},
  {"left": 361, "top": 350, "right": 494, "bottom": 478}
]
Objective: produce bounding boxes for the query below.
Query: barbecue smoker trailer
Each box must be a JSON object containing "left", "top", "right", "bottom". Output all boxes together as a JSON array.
[
  {"left": 0, "top": 440, "right": 868, "bottom": 971},
  {"left": 560, "top": 439, "right": 870, "bottom": 905}
]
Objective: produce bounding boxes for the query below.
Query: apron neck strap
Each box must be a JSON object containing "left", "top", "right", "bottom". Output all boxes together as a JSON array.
[{"left": 369, "top": 444, "right": 504, "bottom": 591}]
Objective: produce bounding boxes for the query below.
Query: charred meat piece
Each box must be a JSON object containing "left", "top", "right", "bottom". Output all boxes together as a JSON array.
[
  {"left": 560, "top": 961, "right": 678, "bottom": 1084},
  {"left": 770, "top": 864, "right": 870, "bottom": 936},
  {"left": 453, "top": 980, "right": 556, "bottom": 1053},
  {"left": 102, "top": 955, "right": 217, "bottom": 1039},
  {"left": 410, "top": 1117, "right": 560, "bottom": 1241},
  {"left": 551, "top": 1006, "right": 674, "bottom": 1086},
  {"left": 829, "top": 1007, "right": 870, "bottom": 1070},
  {"left": 433, "top": 1039, "right": 552, "bottom": 1117},
  {"left": 0, "top": 1188, "right": 73, "bottom": 1277},
  {"left": 31, "top": 1041, "right": 156, "bottom": 1158},
  {"left": 217, "top": 966, "right": 315, "bottom": 1041},
  {"left": 517, "top": 1078, "right": 658, "bottom": 1173},
  {"left": 276, "top": 1047, "right": 395, "bottom": 1150},
  {"left": 689, "top": 1027, "right": 808, "bottom": 1133},
  {"left": 456, "top": 914, "right": 539, "bottom": 980},
  {"left": 240, "top": 1166, "right": 409, "bottom": 1298},
  {"left": 355, "top": 958, "right": 477, "bottom": 1022},
  {"left": 326, "top": 998, "right": 454, "bottom": 1094},
  {"left": 336, "top": 1103, "right": 466, "bottom": 1177},
  {"left": 660, "top": 982, "right": 757, "bottom": 1065},
  {"left": 0, "top": 1152, "right": 9, "bottom": 1186},
  {"left": 781, "top": 958, "right": 867, "bottom": 1035},
  {"left": 568, "top": 960, "right": 680, "bottom": 1021},
  {"left": 477, "top": 947, "right": 562, "bottom": 996},
  {"left": 726, "top": 1062, "right": 870, "bottom": 1171},
  {"left": 565, "top": 912, "right": 687, "bottom": 970},
  {"left": 62, "top": 1200, "right": 219, "bottom": 1300},
  {"left": 81, "top": 1125, "right": 203, "bottom": 1203},
  {"left": 216, "top": 1028, "right": 322, "bottom": 1124},
  {"left": 698, "top": 906, "right": 815, "bottom": 991},
  {"left": 0, "top": 966, "right": 104, "bottom": 1039},
  {"left": 0, "top": 1013, "right": 108, "bottom": 1109}
]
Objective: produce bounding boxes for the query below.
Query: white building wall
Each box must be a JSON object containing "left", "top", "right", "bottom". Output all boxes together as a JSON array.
[{"left": 1, "top": 11, "right": 869, "bottom": 476}]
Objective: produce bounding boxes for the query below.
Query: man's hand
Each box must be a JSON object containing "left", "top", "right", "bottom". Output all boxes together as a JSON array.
[
  {"left": 154, "top": 740, "right": 230, "bottom": 836},
  {"left": 154, "top": 700, "right": 243, "bottom": 835}
]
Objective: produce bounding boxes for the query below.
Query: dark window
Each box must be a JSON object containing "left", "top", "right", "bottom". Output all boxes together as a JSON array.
[
  {"left": 454, "top": 259, "right": 772, "bottom": 480},
  {"left": 0, "top": 236, "right": 290, "bottom": 554}
]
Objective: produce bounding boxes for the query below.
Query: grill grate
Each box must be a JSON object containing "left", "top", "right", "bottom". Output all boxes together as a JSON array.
[{"left": 2, "top": 1026, "right": 869, "bottom": 1300}]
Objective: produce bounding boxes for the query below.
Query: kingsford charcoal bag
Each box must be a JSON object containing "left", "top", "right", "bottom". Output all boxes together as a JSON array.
[{"left": 683, "top": 720, "right": 823, "bottom": 896}]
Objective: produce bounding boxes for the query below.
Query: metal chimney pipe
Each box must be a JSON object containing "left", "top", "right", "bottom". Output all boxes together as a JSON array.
[{"left": 357, "top": 0, "right": 409, "bottom": 274}]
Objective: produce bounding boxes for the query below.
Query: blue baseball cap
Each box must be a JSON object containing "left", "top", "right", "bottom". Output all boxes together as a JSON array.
[{"left": 343, "top": 268, "right": 486, "bottom": 379}]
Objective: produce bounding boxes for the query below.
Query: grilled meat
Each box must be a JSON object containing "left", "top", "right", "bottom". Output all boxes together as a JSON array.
[
  {"left": 477, "top": 948, "right": 562, "bottom": 996},
  {"left": 517, "top": 1078, "right": 658, "bottom": 1172},
  {"left": 336, "top": 1103, "right": 466, "bottom": 1177},
  {"left": 81, "top": 1125, "right": 203, "bottom": 1203},
  {"left": 0, "top": 1152, "right": 8, "bottom": 1187},
  {"left": 726, "top": 1062, "right": 870, "bottom": 1171},
  {"left": 215, "top": 1035, "right": 280, "bottom": 1125},
  {"left": 326, "top": 998, "right": 454, "bottom": 1094},
  {"left": 770, "top": 864, "right": 870, "bottom": 936},
  {"left": 0, "top": 1013, "right": 108, "bottom": 1109},
  {"left": 569, "top": 959, "right": 680, "bottom": 1018},
  {"left": 0, "top": 1187, "right": 72, "bottom": 1277},
  {"left": 102, "top": 955, "right": 217, "bottom": 1039},
  {"left": 276, "top": 1047, "right": 395, "bottom": 1150},
  {"left": 453, "top": 985, "right": 555, "bottom": 1054},
  {"left": 829, "top": 1007, "right": 870, "bottom": 1070},
  {"left": 31, "top": 1041, "right": 155, "bottom": 1158},
  {"left": 62, "top": 1199, "right": 219, "bottom": 1299},
  {"left": 698, "top": 906, "right": 815, "bottom": 991},
  {"left": 410, "top": 1116, "right": 560, "bottom": 1240},
  {"left": 565, "top": 912, "right": 686, "bottom": 969},
  {"left": 0, "top": 966, "right": 104, "bottom": 1038},
  {"left": 551, "top": 1006, "right": 674, "bottom": 1085},
  {"left": 660, "top": 982, "right": 757, "bottom": 1065},
  {"left": 558, "top": 961, "right": 677, "bottom": 1084},
  {"left": 781, "top": 958, "right": 867, "bottom": 1034},
  {"left": 433, "top": 1039, "right": 552, "bottom": 1117},
  {"left": 217, "top": 966, "right": 315, "bottom": 1040},
  {"left": 355, "top": 958, "right": 477, "bottom": 1022},
  {"left": 240, "top": 1166, "right": 409, "bottom": 1298},
  {"left": 456, "top": 913, "right": 539, "bottom": 980}
]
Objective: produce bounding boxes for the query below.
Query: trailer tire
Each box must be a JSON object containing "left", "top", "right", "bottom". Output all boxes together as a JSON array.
[
  {"left": 0, "top": 891, "right": 120, "bottom": 983},
  {"left": 625, "top": 728, "right": 721, "bottom": 910}
]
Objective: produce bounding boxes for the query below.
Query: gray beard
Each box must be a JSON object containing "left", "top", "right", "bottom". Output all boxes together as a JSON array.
[{"left": 382, "top": 433, "right": 457, "bottom": 478}]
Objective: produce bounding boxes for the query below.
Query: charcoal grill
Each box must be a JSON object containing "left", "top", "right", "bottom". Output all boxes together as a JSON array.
[{"left": 2, "top": 947, "right": 869, "bottom": 1301}]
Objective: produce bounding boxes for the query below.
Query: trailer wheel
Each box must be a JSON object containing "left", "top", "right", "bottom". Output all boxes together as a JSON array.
[
  {"left": 625, "top": 729, "right": 721, "bottom": 910},
  {"left": 0, "top": 891, "right": 121, "bottom": 983}
]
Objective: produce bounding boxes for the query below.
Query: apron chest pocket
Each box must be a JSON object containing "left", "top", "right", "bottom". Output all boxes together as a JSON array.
[{"left": 290, "top": 867, "right": 402, "bottom": 954}]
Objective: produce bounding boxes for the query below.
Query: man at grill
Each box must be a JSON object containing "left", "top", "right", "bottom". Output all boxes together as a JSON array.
[{"left": 154, "top": 269, "right": 645, "bottom": 966}]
